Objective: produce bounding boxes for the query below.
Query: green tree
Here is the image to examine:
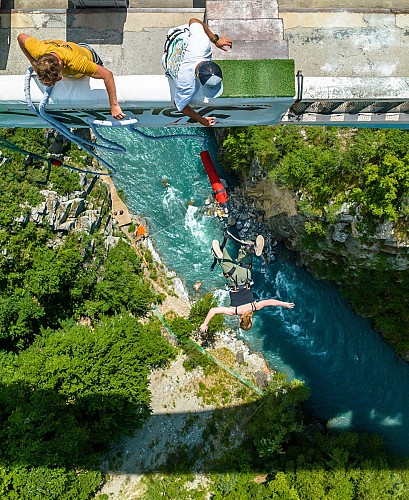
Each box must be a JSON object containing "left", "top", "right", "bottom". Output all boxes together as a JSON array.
[
  {"left": 247, "top": 374, "right": 310, "bottom": 460},
  {"left": 0, "top": 315, "right": 175, "bottom": 468},
  {"left": 86, "top": 240, "right": 155, "bottom": 318}
]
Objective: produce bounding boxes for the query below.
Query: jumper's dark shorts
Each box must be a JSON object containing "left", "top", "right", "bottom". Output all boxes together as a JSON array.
[
  {"left": 78, "top": 43, "right": 104, "bottom": 66},
  {"left": 229, "top": 287, "right": 255, "bottom": 308}
]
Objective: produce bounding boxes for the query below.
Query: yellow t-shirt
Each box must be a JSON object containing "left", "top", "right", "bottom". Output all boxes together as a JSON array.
[{"left": 25, "top": 37, "right": 97, "bottom": 79}]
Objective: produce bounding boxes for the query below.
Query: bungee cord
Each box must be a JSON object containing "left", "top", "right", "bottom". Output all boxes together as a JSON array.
[
  {"left": 24, "top": 67, "right": 124, "bottom": 175},
  {"left": 129, "top": 126, "right": 207, "bottom": 152},
  {"left": 147, "top": 216, "right": 188, "bottom": 239},
  {"left": 2, "top": 70, "right": 227, "bottom": 241},
  {"left": 22, "top": 67, "right": 209, "bottom": 179}
]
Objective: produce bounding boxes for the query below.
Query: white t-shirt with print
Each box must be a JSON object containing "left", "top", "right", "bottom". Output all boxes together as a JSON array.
[{"left": 165, "top": 22, "right": 212, "bottom": 111}]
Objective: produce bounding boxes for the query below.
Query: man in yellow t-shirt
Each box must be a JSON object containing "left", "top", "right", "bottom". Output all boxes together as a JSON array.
[{"left": 18, "top": 34, "right": 125, "bottom": 120}]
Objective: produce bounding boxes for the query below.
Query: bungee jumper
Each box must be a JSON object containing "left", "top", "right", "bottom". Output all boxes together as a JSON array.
[{"left": 200, "top": 231, "right": 295, "bottom": 333}]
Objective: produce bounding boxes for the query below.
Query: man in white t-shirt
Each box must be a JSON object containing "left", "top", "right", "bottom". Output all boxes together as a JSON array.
[{"left": 163, "top": 18, "right": 232, "bottom": 126}]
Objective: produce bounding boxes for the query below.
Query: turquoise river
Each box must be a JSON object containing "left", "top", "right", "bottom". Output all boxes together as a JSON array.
[{"left": 100, "top": 126, "right": 409, "bottom": 457}]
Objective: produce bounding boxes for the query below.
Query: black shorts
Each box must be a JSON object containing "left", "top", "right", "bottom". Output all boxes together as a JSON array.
[
  {"left": 229, "top": 287, "right": 255, "bottom": 308},
  {"left": 78, "top": 43, "right": 104, "bottom": 66}
]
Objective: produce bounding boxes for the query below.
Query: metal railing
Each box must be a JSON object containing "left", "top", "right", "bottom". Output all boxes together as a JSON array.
[{"left": 290, "top": 100, "right": 409, "bottom": 116}]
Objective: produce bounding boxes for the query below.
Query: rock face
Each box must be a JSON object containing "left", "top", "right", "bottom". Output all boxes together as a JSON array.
[
  {"left": 226, "top": 186, "right": 278, "bottom": 263},
  {"left": 19, "top": 175, "right": 111, "bottom": 235},
  {"left": 246, "top": 180, "right": 298, "bottom": 219},
  {"left": 241, "top": 179, "right": 409, "bottom": 274}
]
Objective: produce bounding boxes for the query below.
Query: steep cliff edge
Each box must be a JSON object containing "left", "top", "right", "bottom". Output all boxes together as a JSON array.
[{"left": 245, "top": 177, "right": 409, "bottom": 274}]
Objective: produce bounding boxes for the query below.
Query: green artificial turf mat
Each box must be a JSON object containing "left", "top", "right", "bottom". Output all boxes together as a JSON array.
[{"left": 214, "top": 59, "right": 295, "bottom": 98}]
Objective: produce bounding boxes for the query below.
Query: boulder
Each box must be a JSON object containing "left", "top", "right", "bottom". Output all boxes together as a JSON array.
[
  {"left": 105, "top": 235, "right": 120, "bottom": 252},
  {"left": 236, "top": 350, "right": 245, "bottom": 365},
  {"left": 57, "top": 220, "right": 76, "bottom": 232},
  {"left": 79, "top": 173, "right": 87, "bottom": 187},
  {"left": 56, "top": 201, "right": 72, "bottom": 226},
  {"left": 72, "top": 199, "right": 87, "bottom": 218},
  {"left": 80, "top": 210, "right": 102, "bottom": 234},
  {"left": 15, "top": 213, "right": 30, "bottom": 225},
  {"left": 332, "top": 223, "right": 349, "bottom": 243},
  {"left": 246, "top": 180, "right": 298, "bottom": 219},
  {"left": 255, "top": 370, "right": 269, "bottom": 390},
  {"left": 374, "top": 221, "right": 394, "bottom": 240}
]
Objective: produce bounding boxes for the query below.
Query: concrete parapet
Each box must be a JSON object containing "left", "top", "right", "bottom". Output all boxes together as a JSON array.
[
  {"left": 297, "top": 76, "right": 409, "bottom": 100},
  {"left": 8, "top": 0, "right": 195, "bottom": 7},
  {"left": 3, "top": 1, "right": 409, "bottom": 79},
  {"left": 278, "top": 0, "right": 409, "bottom": 9},
  {"left": 280, "top": 5, "right": 409, "bottom": 77}
]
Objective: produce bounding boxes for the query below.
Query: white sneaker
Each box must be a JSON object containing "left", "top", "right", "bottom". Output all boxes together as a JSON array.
[
  {"left": 255, "top": 235, "right": 265, "bottom": 257},
  {"left": 212, "top": 240, "right": 223, "bottom": 259}
]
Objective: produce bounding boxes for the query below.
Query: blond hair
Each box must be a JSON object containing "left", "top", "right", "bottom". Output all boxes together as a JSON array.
[
  {"left": 34, "top": 54, "right": 62, "bottom": 87},
  {"left": 239, "top": 310, "right": 253, "bottom": 331}
]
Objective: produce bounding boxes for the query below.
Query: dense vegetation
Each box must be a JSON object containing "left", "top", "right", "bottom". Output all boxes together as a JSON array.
[
  {"left": 1, "top": 127, "right": 409, "bottom": 499},
  {"left": 220, "top": 126, "right": 409, "bottom": 357},
  {"left": 138, "top": 353, "right": 409, "bottom": 499},
  {"left": 0, "top": 129, "right": 175, "bottom": 498},
  {"left": 207, "top": 429, "right": 409, "bottom": 500},
  {"left": 221, "top": 126, "right": 409, "bottom": 225}
]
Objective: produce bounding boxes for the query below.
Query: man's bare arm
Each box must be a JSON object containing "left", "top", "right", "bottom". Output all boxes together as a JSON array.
[
  {"left": 93, "top": 65, "right": 125, "bottom": 120},
  {"left": 180, "top": 103, "right": 216, "bottom": 127},
  {"left": 17, "top": 33, "right": 37, "bottom": 67},
  {"left": 188, "top": 18, "right": 232, "bottom": 51}
]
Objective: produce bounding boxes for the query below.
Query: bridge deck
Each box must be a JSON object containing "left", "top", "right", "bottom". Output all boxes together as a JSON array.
[
  {"left": 0, "top": 7, "right": 205, "bottom": 76},
  {"left": 1, "top": 0, "right": 409, "bottom": 78}
]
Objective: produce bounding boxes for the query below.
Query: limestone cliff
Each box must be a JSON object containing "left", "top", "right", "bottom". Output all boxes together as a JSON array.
[
  {"left": 14, "top": 172, "right": 119, "bottom": 250},
  {"left": 243, "top": 178, "right": 408, "bottom": 275}
]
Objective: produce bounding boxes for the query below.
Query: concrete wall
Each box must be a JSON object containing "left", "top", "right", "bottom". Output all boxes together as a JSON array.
[{"left": 0, "top": 7, "right": 204, "bottom": 75}]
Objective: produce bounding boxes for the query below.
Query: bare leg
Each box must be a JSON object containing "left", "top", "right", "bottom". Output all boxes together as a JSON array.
[{"left": 226, "top": 230, "right": 264, "bottom": 256}]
